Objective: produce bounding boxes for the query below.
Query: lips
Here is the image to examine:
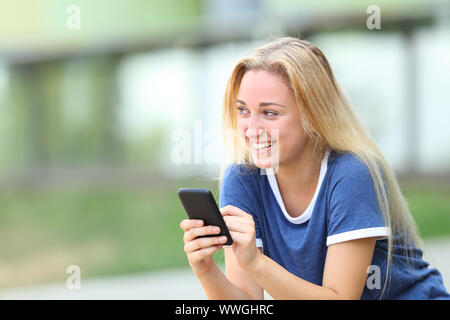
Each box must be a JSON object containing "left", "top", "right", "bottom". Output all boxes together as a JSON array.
[
  {"left": 253, "top": 142, "right": 272, "bottom": 150},
  {"left": 249, "top": 140, "right": 276, "bottom": 155}
]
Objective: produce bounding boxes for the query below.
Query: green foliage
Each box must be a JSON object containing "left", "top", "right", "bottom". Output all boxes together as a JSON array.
[{"left": 403, "top": 186, "right": 450, "bottom": 240}]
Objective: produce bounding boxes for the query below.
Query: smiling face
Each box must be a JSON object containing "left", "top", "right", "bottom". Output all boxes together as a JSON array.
[{"left": 236, "top": 69, "right": 309, "bottom": 169}]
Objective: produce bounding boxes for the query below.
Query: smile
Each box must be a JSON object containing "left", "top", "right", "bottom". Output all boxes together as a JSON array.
[
  {"left": 253, "top": 142, "right": 272, "bottom": 149},
  {"left": 251, "top": 141, "right": 275, "bottom": 154}
]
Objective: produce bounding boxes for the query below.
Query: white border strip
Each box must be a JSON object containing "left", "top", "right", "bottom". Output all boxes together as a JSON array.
[
  {"left": 326, "top": 227, "right": 389, "bottom": 246},
  {"left": 256, "top": 238, "right": 263, "bottom": 248}
]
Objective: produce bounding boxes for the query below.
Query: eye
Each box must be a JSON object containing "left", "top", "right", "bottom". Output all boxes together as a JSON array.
[
  {"left": 236, "top": 106, "right": 248, "bottom": 115},
  {"left": 264, "top": 110, "right": 278, "bottom": 117}
]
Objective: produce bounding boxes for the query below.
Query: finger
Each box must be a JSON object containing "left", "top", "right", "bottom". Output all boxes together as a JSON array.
[
  {"left": 229, "top": 231, "right": 255, "bottom": 246},
  {"left": 180, "top": 219, "right": 204, "bottom": 231},
  {"left": 184, "top": 235, "right": 228, "bottom": 253},
  {"left": 189, "top": 245, "right": 223, "bottom": 263},
  {"left": 220, "top": 205, "right": 249, "bottom": 218},
  {"left": 184, "top": 225, "right": 221, "bottom": 243},
  {"left": 223, "top": 215, "right": 254, "bottom": 233}
]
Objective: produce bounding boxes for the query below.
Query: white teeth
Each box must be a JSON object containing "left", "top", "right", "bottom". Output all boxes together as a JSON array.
[{"left": 253, "top": 142, "right": 273, "bottom": 150}]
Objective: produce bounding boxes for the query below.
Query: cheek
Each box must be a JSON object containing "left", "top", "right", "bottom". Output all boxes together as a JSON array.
[
  {"left": 237, "top": 119, "right": 246, "bottom": 136},
  {"left": 266, "top": 123, "right": 281, "bottom": 140},
  {"left": 277, "top": 121, "right": 305, "bottom": 147}
]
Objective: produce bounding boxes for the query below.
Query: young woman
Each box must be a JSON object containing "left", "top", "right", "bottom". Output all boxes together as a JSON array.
[{"left": 180, "top": 37, "right": 449, "bottom": 299}]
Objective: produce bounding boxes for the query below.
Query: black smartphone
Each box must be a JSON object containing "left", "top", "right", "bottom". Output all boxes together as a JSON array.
[{"left": 178, "top": 188, "right": 233, "bottom": 246}]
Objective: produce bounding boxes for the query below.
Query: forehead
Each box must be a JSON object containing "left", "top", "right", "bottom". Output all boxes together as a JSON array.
[{"left": 237, "top": 69, "right": 294, "bottom": 104}]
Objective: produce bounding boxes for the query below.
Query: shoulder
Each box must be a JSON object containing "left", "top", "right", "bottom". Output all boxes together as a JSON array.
[
  {"left": 222, "top": 163, "right": 261, "bottom": 181},
  {"left": 330, "top": 152, "right": 369, "bottom": 174},
  {"left": 221, "top": 163, "right": 261, "bottom": 191},
  {"left": 326, "top": 151, "right": 379, "bottom": 201},
  {"left": 325, "top": 152, "right": 388, "bottom": 238},
  {"left": 329, "top": 152, "right": 372, "bottom": 183},
  {"left": 219, "top": 163, "right": 263, "bottom": 212}
]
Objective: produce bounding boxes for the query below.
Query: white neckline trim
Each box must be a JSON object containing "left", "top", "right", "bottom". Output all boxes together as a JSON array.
[{"left": 265, "top": 150, "right": 330, "bottom": 224}]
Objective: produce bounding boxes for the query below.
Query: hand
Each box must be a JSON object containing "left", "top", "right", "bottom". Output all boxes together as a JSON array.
[
  {"left": 220, "top": 205, "right": 259, "bottom": 271},
  {"left": 180, "top": 219, "right": 227, "bottom": 276}
]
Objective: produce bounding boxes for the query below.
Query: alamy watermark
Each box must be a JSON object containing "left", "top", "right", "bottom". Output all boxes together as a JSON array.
[
  {"left": 170, "top": 121, "right": 280, "bottom": 174},
  {"left": 171, "top": 121, "right": 224, "bottom": 165},
  {"left": 366, "top": 264, "right": 381, "bottom": 290},
  {"left": 66, "top": 265, "right": 81, "bottom": 290},
  {"left": 366, "top": 5, "right": 381, "bottom": 30},
  {"left": 67, "top": 5, "right": 81, "bottom": 30}
]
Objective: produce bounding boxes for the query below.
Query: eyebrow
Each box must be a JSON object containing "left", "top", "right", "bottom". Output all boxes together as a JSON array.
[{"left": 236, "top": 99, "right": 285, "bottom": 108}]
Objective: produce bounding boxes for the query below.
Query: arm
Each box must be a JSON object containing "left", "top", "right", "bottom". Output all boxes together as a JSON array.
[
  {"left": 225, "top": 247, "right": 264, "bottom": 300},
  {"left": 196, "top": 262, "right": 254, "bottom": 300},
  {"left": 245, "top": 237, "right": 376, "bottom": 300},
  {"left": 195, "top": 247, "right": 265, "bottom": 300},
  {"left": 221, "top": 204, "right": 376, "bottom": 299},
  {"left": 180, "top": 218, "right": 259, "bottom": 300}
]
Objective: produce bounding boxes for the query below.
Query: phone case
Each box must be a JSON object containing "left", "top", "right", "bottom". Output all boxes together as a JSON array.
[{"left": 178, "top": 188, "right": 233, "bottom": 246}]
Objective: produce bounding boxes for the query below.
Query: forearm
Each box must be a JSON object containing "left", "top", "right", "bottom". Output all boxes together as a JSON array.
[
  {"left": 196, "top": 263, "right": 253, "bottom": 300},
  {"left": 246, "top": 251, "right": 341, "bottom": 300}
]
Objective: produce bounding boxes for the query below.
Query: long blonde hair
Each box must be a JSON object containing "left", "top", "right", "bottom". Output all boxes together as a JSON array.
[{"left": 218, "top": 36, "right": 423, "bottom": 298}]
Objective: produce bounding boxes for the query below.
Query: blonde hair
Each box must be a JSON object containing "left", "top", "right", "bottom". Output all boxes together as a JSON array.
[{"left": 218, "top": 36, "right": 423, "bottom": 298}]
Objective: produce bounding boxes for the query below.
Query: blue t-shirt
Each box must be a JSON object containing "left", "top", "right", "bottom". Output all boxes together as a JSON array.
[{"left": 219, "top": 150, "right": 450, "bottom": 300}]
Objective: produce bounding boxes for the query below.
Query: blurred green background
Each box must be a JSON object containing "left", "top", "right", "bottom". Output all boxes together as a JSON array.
[{"left": 0, "top": 0, "right": 449, "bottom": 290}]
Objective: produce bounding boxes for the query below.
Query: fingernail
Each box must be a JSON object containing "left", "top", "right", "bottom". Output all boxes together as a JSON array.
[
  {"left": 213, "top": 227, "right": 220, "bottom": 233},
  {"left": 195, "top": 220, "right": 203, "bottom": 226}
]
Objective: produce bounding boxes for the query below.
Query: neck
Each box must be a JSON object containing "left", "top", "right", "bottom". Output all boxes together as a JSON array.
[{"left": 275, "top": 144, "right": 324, "bottom": 194}]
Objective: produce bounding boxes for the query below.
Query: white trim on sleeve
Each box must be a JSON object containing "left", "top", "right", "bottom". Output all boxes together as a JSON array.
[{"left": 326, "top": 227, "right": 389, "bottom": 246}]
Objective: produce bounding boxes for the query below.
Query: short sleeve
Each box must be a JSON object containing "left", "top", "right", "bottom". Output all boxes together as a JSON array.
[
  {"left": 219, "top": 164, "right": 263, "bottom": 247},
  {"left": 326, "top": 158, "right": 389, "bottom": 246}
]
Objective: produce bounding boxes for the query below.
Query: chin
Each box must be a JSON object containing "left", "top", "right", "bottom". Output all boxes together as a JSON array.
[
  {"left": 253, "top": 161, "right": 272, "bottom": 169},
  {"left": 252, "top": 155, "right": 280, "bottom": 169}
]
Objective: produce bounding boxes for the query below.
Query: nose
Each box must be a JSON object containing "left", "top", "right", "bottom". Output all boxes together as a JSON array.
[{"left": 245, "top": 115, "right": 267, "bottom": 140}]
